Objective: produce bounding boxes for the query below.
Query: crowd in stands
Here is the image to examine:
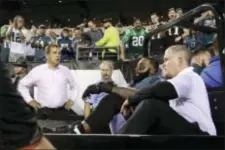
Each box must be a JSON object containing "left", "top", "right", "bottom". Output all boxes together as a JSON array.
[
  {"left": 1, "top": 3, "right": 225, "bottom": 149},
  {"left": 0, "top": 8, "right": 219, "bottom": 62},
  {"left": 3, "top": 7, "right": 223, "bottom": 87}
]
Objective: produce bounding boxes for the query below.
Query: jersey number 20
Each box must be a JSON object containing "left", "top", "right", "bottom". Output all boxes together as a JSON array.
[{"left": 132, "top": 36, "right": 144, "bottom": 47}]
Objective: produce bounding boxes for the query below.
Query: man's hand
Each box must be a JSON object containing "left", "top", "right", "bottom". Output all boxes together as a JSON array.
[
  {"left": 28, "top": 100, "right": 41, "bottom": 112},
  {"left": 99, "top": 82, "right": 114, "bottom": 93},
  {"left": 120, "top": 99, "right": 130, "bottom": 114},
  {"left": 82, "top": 84, "right": 101, "bottom": 99},
  {"left": 64, "top": 99, "right": 74, "bottom": 110},
  {"left": 82, "top": 82, "right": 115, "bottom": 99}
]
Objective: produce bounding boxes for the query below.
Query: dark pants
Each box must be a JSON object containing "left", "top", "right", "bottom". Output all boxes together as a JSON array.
[
  {"left": 85, "top": 93, "right": 208, "bottom": 135},
  {"left": 37, "top": 107, "right": 82, "bottom": 121},
  {"left": 85, "top": 93, "right": 125, "bottom": 133},
  {"left": 120, "top": 99, "right": 208, "bottom": 135}
]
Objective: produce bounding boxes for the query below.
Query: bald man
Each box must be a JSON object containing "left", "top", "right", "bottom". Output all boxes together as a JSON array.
[
  {"left": 120, "top": 45, "right": 216, "bottom": 135},
  {"left": 72, "top": 57, "right": 162, "bottom": 134}
]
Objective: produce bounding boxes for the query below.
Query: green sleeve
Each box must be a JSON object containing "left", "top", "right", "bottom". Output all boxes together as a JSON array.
[{"left": 121, "top": 30, "right": 132, "bottom": 44}]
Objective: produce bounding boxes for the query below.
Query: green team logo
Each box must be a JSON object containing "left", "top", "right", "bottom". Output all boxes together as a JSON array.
[{"left": 132, "top": 36, "right": 144, "bottom": 47}]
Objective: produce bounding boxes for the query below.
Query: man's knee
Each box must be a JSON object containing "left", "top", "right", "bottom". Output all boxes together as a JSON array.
[
  {"left": 108, "top": 93, "right": 123, "bottom": 99},
  {"left": 101, "top": 93, "right": 124, "bottom": 104},
  {"left": 95, "top": 92, "right": 124, "bottom": 113},
  {"left": 136, "top": 99, "right": 161, "bottom": 111}
]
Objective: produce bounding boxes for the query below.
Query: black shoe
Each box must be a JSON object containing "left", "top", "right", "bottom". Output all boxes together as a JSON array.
[
  {"left": 55, "top": 125, "right": 72, "bottom": 133},
  {"left": 55, "top": 120, "right": 82, "bottom": 133}
]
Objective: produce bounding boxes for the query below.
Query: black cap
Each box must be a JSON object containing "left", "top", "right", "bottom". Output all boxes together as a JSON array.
[
  {"left": 13, "top": 57, "right": 28, "bottom": 68},
  {"left": 102, "top": 18, "right": 112, "bottom": 24},
  {"left": 39, "top": 24, "right": 46, "bottom": 29}
]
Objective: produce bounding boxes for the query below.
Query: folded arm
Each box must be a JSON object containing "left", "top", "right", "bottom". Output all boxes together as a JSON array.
[
  {"left": 128, "top": 73, "right": 192, "bottom": 105},
  {"left": 95, "top": 30, "right": 109, "bottom": 47},
  {"left": 112, "top": 86, "right": 137, "bottom": 99},
  {"left": 128, "top": 81, "right": 178, "bottom": 105}
]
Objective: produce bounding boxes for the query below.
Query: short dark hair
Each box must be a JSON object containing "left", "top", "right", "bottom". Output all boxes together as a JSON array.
[
  {"left": 192, "top": 49, "right": 212, "bottom": 58},
  {"left": 133, "top": 18, "right": 141, "bottom": 23},
  {"left": 45, "top": 44, "right": 59, "bottom": 54},
  {"left": 88, "top": 20, "right": 96, "bottom": 24},
  {"left": 151, "top": 13, "right": 157, "bottom": 17},
  {"left": 62, "top": 27, "right": 69, "bottom": 33},
  {"left": 147, "top": 57, "right": 159, "bottom": 73},
  {"left": 102, "top": 18, "right": 112, "bottom": 24}
]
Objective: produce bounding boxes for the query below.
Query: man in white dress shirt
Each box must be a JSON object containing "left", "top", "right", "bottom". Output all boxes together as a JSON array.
[{"left": 18, "top": 44, "right": 78, "bottom": 119}]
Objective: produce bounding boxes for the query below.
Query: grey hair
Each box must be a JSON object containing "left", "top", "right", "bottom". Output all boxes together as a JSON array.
[
  {"left": 167, "top": 45, "right": 191, "bottom": 65},
  {"left": 99, "top": 61, "right": 114, "bottom": 70}
]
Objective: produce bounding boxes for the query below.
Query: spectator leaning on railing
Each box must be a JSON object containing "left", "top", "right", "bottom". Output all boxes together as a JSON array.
[
  {"left": 86, "top": 20, "right": 104, "bottom": 47},
  {"left": 95, "top": 18, "right": 120, "bottom": 60}
]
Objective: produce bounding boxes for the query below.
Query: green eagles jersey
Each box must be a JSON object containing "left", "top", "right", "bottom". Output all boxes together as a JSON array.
[{"left": 122, "top": 27, "right": 148, "bottom": 58}]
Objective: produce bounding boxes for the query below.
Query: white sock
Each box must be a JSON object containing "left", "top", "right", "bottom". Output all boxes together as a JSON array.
[{"left": 73, "top": 126, "right": 82, "bottom": 135}]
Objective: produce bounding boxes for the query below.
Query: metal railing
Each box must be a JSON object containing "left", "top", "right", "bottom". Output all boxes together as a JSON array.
[{"left": 76, "top": 46, "right": 120, "bottom": 61}]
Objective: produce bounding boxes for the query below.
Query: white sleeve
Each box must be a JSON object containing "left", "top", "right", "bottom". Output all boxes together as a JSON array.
[
  {"left": 167, "top": 73, "right": 191, "bottom": 99},
  {"left": 22, "top": 29, "right": 31, "bottom": 42},
  {"left": 66, "top": 69, "right": 79, "bottom": 102},
  {"left": 18, "top": 68, "right": 38, "bottom": 103}
]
